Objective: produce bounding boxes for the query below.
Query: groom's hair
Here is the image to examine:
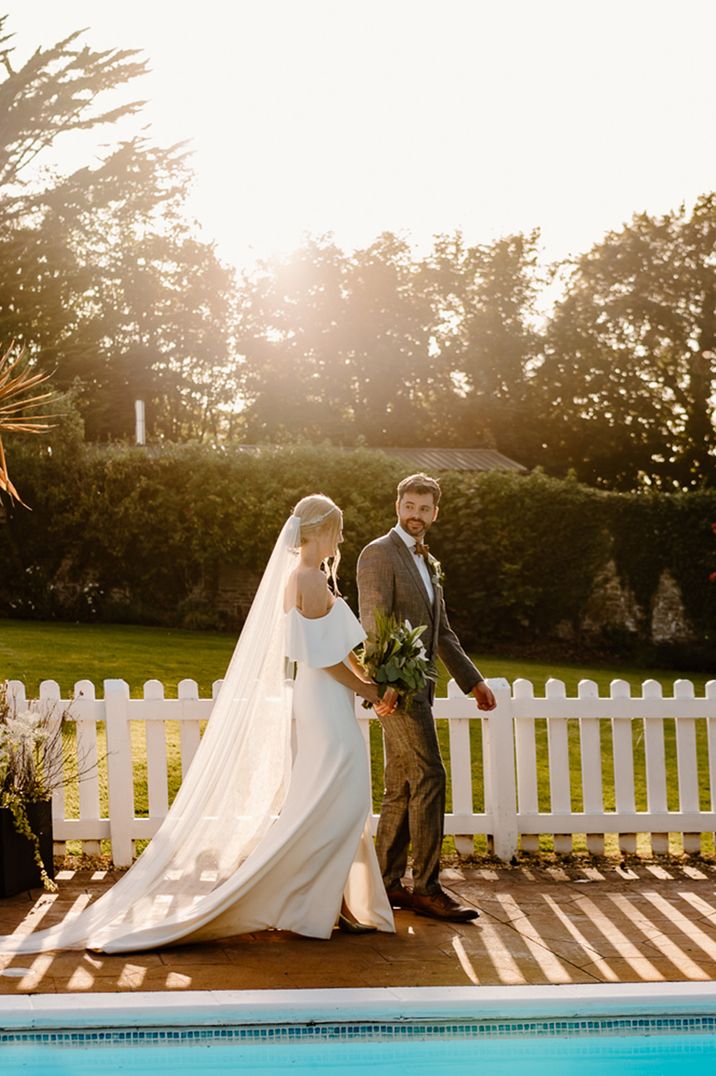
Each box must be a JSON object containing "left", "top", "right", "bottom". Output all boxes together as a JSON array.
[{"left": 396, "top": 473, "right": 441, "bottom": 504}]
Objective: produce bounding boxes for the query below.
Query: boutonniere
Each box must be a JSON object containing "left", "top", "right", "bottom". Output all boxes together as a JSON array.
[{"left": 429, "top": 556, "right": 444, "bottom": 588}]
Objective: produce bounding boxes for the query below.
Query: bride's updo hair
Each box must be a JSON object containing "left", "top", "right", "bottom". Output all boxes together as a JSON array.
[{"left": 292, "top": 494, "right": 343, "bottom": 591}]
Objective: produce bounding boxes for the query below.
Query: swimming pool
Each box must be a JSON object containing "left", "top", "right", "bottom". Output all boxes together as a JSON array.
[{"left": 2, "top": 984, "right": 716, "bottom": 1075}]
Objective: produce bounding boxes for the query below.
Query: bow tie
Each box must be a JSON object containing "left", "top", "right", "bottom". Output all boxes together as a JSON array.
[{"left": 413, "top": 541, "right": 429, "bottom": 558}]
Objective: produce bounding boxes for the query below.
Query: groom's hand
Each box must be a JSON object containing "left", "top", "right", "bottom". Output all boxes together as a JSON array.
[{"left": 472, "top": 681, "right": 496, "bottom": 711}]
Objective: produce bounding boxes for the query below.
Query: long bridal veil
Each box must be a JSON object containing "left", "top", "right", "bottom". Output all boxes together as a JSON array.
[{"left": 1, "top": 515, "right": 301, "bottom": 953}]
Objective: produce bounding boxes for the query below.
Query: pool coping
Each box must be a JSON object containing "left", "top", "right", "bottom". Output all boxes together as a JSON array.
[{"left": 3, "top": 983, "right": 716, "bottom": 1031}]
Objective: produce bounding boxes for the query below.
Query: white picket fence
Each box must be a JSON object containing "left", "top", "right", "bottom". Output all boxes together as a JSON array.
[{"left": 7, "top": 675, "right": 716, "bottom": 865}]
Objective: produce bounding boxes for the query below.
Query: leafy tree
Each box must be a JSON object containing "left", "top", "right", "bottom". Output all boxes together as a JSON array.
[
  {"left": 422, "top": 229, "right": 544, "bottom": 463},
  {"left": 539, "top": 195, "right": 716, "bottom": 489},
  {"left": 0, "top": 18, "right": 237, "bottom": 441},
  {"left": 238, "top": 233, "right": 441, "bottom": 445},
  {"left": 0, "top": 20, "right": 147, "bottom": 358},
  {"left": 237, "top": 236, "right": 352, "bottom": 443},
  {"left": 41, "top": 152, "right": 239, "bottom": 440},
  {"left": 237, "top": 230, "right": 544, "bottom": 455},
  {"left": 0, "top": 21, "right": 146, "bottom": 190},
  {"left": 339, "top": 232, "right": 441, "bottom": 445}
]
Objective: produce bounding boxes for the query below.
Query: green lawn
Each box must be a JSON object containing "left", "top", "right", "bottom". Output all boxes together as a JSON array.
[
  {"left": 0, "top": 619, "right": 236, "bottom": 697},
  {"left": 1, "top": 617, "right": 711, "bottom": 698},
  {"left": 2, "top": 619, "right": 713, "bottom": 861}
]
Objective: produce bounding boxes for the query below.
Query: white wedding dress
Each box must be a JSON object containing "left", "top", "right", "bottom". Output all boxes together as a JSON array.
[
  {"left": 0, "top": 534, "right": 394, "bottom": 952},
  {"left": 180, "top": 598, "right": 395, "bottom": 942},
  {"left": 99, "top": 598, "right": 394, "bottom": 947},
  {"left": 99, "top": 599, "right": 394, "bottom": 949}
]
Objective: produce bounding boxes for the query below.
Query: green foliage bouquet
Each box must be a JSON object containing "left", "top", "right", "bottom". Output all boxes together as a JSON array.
[{"left": 358, "top": 611, "right": 436, "bottom": 711}]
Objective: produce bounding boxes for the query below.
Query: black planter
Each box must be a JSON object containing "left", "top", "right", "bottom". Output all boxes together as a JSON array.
[{"left": 0, "top": 800, "right": 55, "bottom": 898}]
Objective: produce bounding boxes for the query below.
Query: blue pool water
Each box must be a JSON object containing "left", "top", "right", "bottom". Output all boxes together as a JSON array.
[{"left": 3, "top": 1028, "right": 716, "bottom": 1075}]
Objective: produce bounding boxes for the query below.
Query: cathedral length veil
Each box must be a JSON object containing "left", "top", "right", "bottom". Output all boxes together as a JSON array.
[{"left": 0, "top": 515, "right": 302, "bottom": 953}]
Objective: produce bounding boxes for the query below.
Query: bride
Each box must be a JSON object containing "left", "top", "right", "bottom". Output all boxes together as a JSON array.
[{"left": 0, "top": 494, "right": 396, "bottom": 952}]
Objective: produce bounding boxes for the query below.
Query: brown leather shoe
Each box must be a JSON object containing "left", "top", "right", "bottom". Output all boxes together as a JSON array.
[
  {"left": 385, "top": 883, "right": 414, "bottom": 910},
  {"left": 411, "top": 889, "right": 479, "bottom": 922}
]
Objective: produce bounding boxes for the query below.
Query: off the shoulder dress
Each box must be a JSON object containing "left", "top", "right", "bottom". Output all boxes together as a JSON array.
[{"left": 170, "top": 596, "right": 395, "bottom": 942}]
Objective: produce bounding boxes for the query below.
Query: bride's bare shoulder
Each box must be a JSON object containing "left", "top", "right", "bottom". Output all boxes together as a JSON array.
[{"left": 285, "top": 567, "right": 331, "bottom": 618}]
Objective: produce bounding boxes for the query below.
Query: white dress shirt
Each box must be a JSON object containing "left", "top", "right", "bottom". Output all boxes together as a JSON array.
[{"left": 393, "top": 524, "right": 435, "bottom": 605}]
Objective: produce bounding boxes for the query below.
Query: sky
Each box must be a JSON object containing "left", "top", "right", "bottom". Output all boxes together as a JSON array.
[{"left": 2, "top": 0, "right": 715, "bottom": 273}]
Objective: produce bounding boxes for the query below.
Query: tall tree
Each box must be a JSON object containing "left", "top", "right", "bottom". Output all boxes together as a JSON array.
[
  {"left": 340, "top": 232, "right": 440, "bottom": 445},
  {"left": 539, "top": 196, "right": 716, "bottom": 489},
  {"left": 237, "top": 236, "right": 351, "bottom": 442},
  {"left": 0, "top": 21, "right": 147, "bottom": 373},
  {"left": 0, "top": 19, "right": 237, "bottom": 441},
  {"left": 422, "top": 230, "right": 544, "bottom": 463},
  {"left": 0, "top": 22, "right": 146, "bottom": 191},
  {"left": 237, "top": 230, "right": 544, "bottom": 454},
  {"left": 238, "top": 233, "right": 439, "bottom": 445}
]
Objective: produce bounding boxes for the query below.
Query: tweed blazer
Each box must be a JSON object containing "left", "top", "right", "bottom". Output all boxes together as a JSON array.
[{"left": 357, "top": 529, "right": 482, "bottom": 699}]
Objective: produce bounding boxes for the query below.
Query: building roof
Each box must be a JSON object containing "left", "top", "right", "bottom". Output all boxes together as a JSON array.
[
  {"left": 233, "top": 444, "right": 527, "bottom": 473},
  {"left": 375, "top": 447, "right": 527, "bottom": 473}
]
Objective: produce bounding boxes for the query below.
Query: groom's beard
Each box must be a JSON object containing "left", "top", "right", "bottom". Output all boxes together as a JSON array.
[{"left": 403, "top": 518, "right": 430, "bottom": 539}]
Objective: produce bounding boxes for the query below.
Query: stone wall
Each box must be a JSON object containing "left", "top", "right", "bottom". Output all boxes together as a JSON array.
[{"left": 578, "top": 560, "right": 694, "bottom": 646}]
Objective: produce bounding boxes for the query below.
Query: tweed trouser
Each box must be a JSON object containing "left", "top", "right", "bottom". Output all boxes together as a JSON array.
[{"left": 375, "top": 696, "right": 446, "bottom": 895}]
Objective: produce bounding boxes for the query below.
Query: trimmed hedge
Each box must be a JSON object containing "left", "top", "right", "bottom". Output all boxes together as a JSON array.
[{"left": 0, "top": 441, "right": 714, "bottom": 666}]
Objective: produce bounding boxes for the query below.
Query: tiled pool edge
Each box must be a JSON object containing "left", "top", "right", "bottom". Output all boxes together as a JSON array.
[
  {"left": 4, "top": 1015, "right": 716, "bottom": 1047},
  {"left": 3, "top": 983, "right": 716, "bottom": 1032}
]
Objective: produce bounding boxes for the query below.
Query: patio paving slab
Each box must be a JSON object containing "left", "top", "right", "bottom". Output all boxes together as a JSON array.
[{"left": 1, "top": 860, "right": 716, "bottom": 993}]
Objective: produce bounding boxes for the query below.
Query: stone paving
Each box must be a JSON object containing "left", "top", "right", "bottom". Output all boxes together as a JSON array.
[{"left": 1, "top": 859, "right": 716, "bottom": 994}]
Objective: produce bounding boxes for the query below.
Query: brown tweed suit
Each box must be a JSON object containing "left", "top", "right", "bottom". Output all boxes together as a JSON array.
[{"left": 357, "top": 529, "right": 483, "bottom": 895}]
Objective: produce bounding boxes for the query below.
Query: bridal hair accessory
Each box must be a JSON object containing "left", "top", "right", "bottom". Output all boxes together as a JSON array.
[
  {"left": 297, "top": 505, "right": 339, "bottom": 526},
  {"left": 288, "top": 503, "right": 339, "bottom": 549}
]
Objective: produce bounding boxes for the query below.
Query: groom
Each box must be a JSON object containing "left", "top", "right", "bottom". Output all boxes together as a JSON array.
[{"left": 357, "top": 473, "right": 495, "bottom": 922}]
